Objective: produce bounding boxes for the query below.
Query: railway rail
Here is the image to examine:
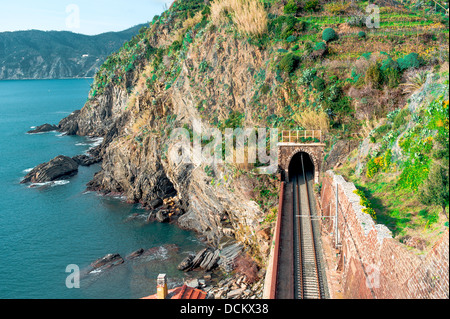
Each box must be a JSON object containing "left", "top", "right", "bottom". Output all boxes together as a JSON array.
[{"left": 276, "top": 153, "right": 325, "bottom": 299}]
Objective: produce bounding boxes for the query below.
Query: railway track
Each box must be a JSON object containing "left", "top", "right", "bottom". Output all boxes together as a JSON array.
[{"left": 292, "top": 154, "right": 323, "bottom": 299}]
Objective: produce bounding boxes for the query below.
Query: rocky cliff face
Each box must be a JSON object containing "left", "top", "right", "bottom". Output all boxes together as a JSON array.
[{"left": 57, "top": 0, "right": 278, "bottom": 261}]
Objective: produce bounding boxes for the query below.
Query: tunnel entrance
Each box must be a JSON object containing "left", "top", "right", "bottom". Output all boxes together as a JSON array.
[{"left": 288, "top": 152, "right": 315, "bottom": 181}]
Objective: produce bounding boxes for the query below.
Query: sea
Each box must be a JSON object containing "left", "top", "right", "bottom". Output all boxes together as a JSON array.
[{"left": 0, "top": 79, "right": 203, "bottom": 299}]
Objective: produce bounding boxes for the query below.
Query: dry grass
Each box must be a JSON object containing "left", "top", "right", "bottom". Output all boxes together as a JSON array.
[
  {"left": 131, "top": 110, "right": 151, "bottom": 134},
  {"left": 359, "top": 116, "right": 383, "bottom": 139},
  {"left": 400, "top": 70, "right": 429, "bottom": 95},
  {"left": 210, "top": 0, "right": 267, "bottom": 36},
  {"left": 172, "top": 10, "right": 203, "bottom": 43},
  {"left": 292, "top": 108, "right": 330, "bottom": 133}
]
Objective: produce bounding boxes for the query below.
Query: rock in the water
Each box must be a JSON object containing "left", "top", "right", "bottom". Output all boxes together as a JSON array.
[
  {"left": 72, "top": 154, "right": 100, "bottom": 166},
  {"left": 27, "top": 123, "right": 58, "bottom": 134},
  {"left": 179, "top": 247, "right": 219, "bottom": 272},
  {"left": 149, "top": 198, "right": 163, "bottom": 209},
  {"left": 126, "top": 248, "right": 145, "bottom": 260},
  {"left": 178, "top": 254, "right": 195, "bottom": 271},
  {"left": 21, "top": 155, "right": 79, "bottom": 183},
  {"left": 90, "top": 253, "right": 124, "bottom": 270},
  {"left": 190, "top": 248, "right": 210, "bottom": 270},
  {"left": 156, "top": 210, "right": 170, "bottom": 223}
]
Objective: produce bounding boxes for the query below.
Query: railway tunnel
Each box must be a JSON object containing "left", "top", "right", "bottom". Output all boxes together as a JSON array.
[
  {"left": 275, "top": 150, "right": 328, "bottom": 299},
  {"left": 288, "top": 152, "right": 315, "bottom": 182}
]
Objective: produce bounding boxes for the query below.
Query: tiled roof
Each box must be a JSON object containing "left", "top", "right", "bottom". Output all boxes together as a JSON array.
[{"left": 141, "top": 284, "right": 208, "bottom": 300}]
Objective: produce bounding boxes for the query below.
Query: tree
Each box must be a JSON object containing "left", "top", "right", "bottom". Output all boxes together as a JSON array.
[{"left": 418, "top": 163, "right": 449, "bottom": 219}]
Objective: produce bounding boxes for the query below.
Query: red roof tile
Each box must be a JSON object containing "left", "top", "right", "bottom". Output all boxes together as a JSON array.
[{"left": 141, "top": 285, "right": 207, "bottom": 300}]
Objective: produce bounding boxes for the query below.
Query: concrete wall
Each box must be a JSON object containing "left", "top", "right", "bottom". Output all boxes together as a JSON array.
[{"left": 319, "top": 170, "right": 449, "bottom": 299}]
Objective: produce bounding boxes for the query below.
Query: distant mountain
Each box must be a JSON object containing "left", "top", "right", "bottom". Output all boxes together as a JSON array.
[{"left": 0, "top": 24, "right": 147, "bottom": 80}]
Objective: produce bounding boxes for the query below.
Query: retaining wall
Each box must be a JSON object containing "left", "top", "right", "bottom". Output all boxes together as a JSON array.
[{"left": 319, "top": 170, "right": 449, "bottom": 299}]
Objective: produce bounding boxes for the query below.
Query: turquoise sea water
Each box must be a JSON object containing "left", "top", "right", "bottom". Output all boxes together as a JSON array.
[{"left": 0, "top": 79, "right": 203, "bottom": 299}]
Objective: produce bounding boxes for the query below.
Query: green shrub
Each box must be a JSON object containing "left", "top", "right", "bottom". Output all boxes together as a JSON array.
[
  {"left": 286, "top": 35, "right": 297, "bottom": 43},
  {"left": 298, "top": 68, "right": 317, "bottom": 86},
  {"left": 313, "top": 77, "right": 326, "bottom": 91},
  {"left": 418, "top": 164, "right": 449, "bottom": 217},
  {"left": 322, "top": 28, "right": 338, "bottom": 42},
  {"left": 358, "top": 31, "right": 366, "bottom": 38},
  {"left": 269, "top": 15, "right": 303, "bottom": 40},
  {"left": 383, "top": 67, "right": 400, "bottom": 88},
  {"left": 353, "top": 189, "right": 377, "bottom": 220},
  {"left": 393, "top": 108, "right": 410, "bottom": 129},
  {"left": 278, "top": 53, "right": 301, "bottom": 75},
  {"left": 398, "top": 53, "right": 423, "bottom": 71},
  {"left": 380, "top": 56, "right": 398, "bottom": 71},
  {"left": 365, "top": 62, "right": 383, "bottom": 88},
  {"left": 360, "top": 52, "right": 372, "bottom": 60},
  {"left": 284, "top": 0, "right": 299, "bottom": 14},
  {"left": 304, "top": 0, "right": 320, "bottom": 12},
  {"left": 327, "top": 83, "right": 342, "bottom": 102},
  {"left": 375, "top": 123, "right": 392, "bottom": 135},
  {"left": 260, "top": 84, "right": 271, "bottom": 94},
  {"left": 198, "top": 60, "right": 209, "bottom": 73},
  {"left": 313, "top": 41, "right": 327, "bottom": 51}
]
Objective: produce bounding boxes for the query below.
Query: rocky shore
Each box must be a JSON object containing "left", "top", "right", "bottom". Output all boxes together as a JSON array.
[
  {"left": 86, "top": 241, "right": 265, "bottom": 299},
  {"left": 21, "top": 155, "right": 79, "bottom": 184},
  {"left": 178, "top": 242, "right": 266, "bottom": 299},
  {"left": 20, "top": 152, "right": 101, "bottom": 184}
]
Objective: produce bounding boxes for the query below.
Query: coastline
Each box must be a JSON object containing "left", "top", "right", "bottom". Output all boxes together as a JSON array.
[{"left": 0, "top": 77, "right": 95, "bottom": 81}]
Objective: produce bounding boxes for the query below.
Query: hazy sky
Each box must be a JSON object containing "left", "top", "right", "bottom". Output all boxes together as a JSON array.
[{"left": 0, "top": 0, "right": 175, "bottom": 35}]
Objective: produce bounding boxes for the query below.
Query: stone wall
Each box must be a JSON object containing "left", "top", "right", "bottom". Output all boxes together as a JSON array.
[
  {"left": 319, "top": 170, "right": 449, "bottom": 299},
  {"left": 278, "top": 143, "right": 325, "bottom": 183}
]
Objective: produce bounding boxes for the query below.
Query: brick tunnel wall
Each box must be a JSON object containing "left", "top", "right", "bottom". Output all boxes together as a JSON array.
[{"left": 318, "top": 170, "right": 449, "bottom": 299}]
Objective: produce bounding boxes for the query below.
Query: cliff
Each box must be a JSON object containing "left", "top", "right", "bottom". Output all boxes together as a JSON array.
[{"left": 54, "top": 0, "right": 449, "bottom": 264}]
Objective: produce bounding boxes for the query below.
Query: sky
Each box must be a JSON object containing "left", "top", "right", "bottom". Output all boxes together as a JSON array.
[{"left": 0, "top": 0, "right": 175, "bottom": 35}]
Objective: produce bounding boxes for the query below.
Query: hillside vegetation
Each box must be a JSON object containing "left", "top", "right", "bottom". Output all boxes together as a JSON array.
[{"left": 70, "top": 0, "right": 448, "bottom": 257}]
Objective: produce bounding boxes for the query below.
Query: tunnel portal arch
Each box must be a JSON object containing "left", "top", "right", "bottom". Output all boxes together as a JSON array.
[
  {"left": 278, "top": 145, "right": 324, "bottom": 183},
  {"left": 288, "top": 151, "right": 315, "bottom": 181}
]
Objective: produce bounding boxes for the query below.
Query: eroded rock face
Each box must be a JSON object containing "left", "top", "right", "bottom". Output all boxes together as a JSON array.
[
  {"left": 21, "top": 155, "right": 79, "bottom": 183},
  {"left": 72, "top": 154, "right": 100, "bottom": 166},
  {"left": 57, "top": 84, "right": 129, "bottom": 137},
  {"left": 54, "top": 18, "right": 275, "bottom": 262}
]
